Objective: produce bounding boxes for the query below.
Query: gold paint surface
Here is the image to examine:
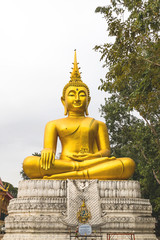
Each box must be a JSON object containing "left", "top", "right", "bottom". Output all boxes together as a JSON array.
[{"left": 23, "top": 51, "right": 135, "bottom": 180}]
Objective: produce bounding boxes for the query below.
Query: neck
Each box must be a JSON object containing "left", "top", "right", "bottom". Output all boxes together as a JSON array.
[{"left": 68, "top": 111, "right": 85, "bottom": 118}]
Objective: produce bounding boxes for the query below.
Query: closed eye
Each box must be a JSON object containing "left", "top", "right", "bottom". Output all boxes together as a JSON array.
[
  {"left": 68, "top": 90, "right": 76, "bottom": 96},
  {"left": 68, "top": 94, "right": 75, "bottom": 96},
  {"left": 79, "top": 91, "right": 86, "bottom": 97},
  {"left": 79, "top": 94, "right": 86, "bottom": 97}
]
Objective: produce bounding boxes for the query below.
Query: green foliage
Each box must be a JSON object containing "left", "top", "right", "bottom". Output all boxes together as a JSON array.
[
  {"left": 95, "top": 0, "right": 160, "bottom": 182},
  {"left": 20, "top": 152, "right": 41, "bottom": 180},
  {"left": 100, "top": 93, "right": 160, "bottom": 235},
  {"left": 20, "top": 169, "right": 30, "bottom": 180},
  {"left": 95, "top": 1, "right": 160, "bottom": 137},
  {"left": 2, "top": 181, "right": 18, "bottom": 198},
  {"left": 32, "top": 152, "right": 41, "bottom": 157}
]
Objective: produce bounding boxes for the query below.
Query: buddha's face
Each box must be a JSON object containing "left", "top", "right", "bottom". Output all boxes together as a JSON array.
[{"left": 61, "top": 86, "right": 90, "bottom": 114}]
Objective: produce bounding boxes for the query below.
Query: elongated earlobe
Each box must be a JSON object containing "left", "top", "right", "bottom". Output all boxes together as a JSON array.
[
  {"left": 61, "top": 97, "right": 68, "bottom": 116},
  {"left": 64, "top": 106, "right": 68, "bottom": 116},
  {"left": 86, "top": 97, "right": 91, "bottom": 115},
  {"left": 85, "top": 108, "right": 89, "bottom": 116}
]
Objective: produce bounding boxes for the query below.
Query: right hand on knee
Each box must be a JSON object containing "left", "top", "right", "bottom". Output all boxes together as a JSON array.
[{"left": 40, "top": 149, "right": 55, "bottom": 170}]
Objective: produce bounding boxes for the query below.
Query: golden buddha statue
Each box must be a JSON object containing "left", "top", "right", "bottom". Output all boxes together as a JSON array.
[{"left": 23, "top": 50, "right": 135, "bottom": 180}]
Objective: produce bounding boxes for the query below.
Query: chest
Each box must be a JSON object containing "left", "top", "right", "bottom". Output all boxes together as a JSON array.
[{"left": 57, "top": 119, "right": 97, "bottom": 139}]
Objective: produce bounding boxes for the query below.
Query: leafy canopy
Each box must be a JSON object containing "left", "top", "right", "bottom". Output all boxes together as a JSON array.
[
  {"left": 95, "top": 0, "right": 160, "bottom": 123},
  {"left": 95, "top": 0, "right": 160, "bottom": 181},
  {"left": 100, "top": 93, "right": 160, "bottom": 235}
]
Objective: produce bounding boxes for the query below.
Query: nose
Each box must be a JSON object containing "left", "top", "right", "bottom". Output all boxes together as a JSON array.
[{"left": 75, "top": 93, "right": 80, "bottom": 101}]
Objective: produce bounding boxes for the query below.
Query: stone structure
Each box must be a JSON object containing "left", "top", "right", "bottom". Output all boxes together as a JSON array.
[{"left": 3, "top": 180, "right": 158, "bottom": 240}]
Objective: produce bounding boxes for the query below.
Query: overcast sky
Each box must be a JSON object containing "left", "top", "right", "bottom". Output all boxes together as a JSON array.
[{"left": 0, "top": 0, "right": 112, "bottom": 187}]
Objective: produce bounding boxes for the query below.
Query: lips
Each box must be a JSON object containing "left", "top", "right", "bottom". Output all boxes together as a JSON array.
[
  {"left": 73, "top": 101, "right": 81, "bottom": 107},
  {"left": 73, "top": 103, "right": 81, "bottom": 107}
]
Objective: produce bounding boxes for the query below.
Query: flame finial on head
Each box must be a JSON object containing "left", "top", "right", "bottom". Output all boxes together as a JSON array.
[
  {"left": 62, "top": 50, "right": 90, "bottom": 103},
  {"left": 62, "top": 50, "right": 91, "bottom": 115},
  {"left": 70, "top": 50, "right": 82, "bottom": 82}
]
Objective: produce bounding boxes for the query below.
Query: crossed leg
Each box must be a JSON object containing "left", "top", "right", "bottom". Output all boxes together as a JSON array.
[{"left": 23, "top": 156, "right": 135, "bottom": 180}]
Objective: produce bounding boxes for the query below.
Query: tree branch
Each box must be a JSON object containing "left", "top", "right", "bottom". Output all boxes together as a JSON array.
[
  {"left": 142, "top": 116, "right": 160, "bottom": 147},
  {"left": 140, "top": 149, "right": 160, "bottom": 185},
  {"left": 153, "top": 170, "right": 160, "bottom": 185},
  {"left": 140, "top": 56, "right": 160, "bottom": 67}
]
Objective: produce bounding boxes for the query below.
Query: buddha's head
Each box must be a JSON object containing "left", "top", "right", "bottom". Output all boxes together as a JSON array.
[{"left": 61, "top": 51, "right": 91, "bottom": 116}]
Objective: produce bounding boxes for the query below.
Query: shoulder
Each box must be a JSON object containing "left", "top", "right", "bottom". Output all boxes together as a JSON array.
[
  {"left": 45, "top": 117, "right": 68, "bottom": 128},
  {"left": 85, "top": 117, "right": 107, "bottom": 130},
  {"left": 89, "top": 118, "right": 107, "bottom": 127},
  {"left": 95, "top": 120, "right": 108, "bottom": 130},
  {"left": 47, "top": 117, "right": 67, "bottom": 124},
  {"left": 97, "top": 120, "right": 107, "bottom": 126}
]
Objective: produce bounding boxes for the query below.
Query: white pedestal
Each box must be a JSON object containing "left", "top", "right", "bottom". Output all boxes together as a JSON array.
[{"left": 3, "top": 180, "right": 158, "bottom": 240}]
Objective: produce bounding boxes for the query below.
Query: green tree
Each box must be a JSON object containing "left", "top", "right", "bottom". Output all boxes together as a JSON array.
[
  {"left": 100, "top": 93, "right": 160, "bottom": 235},
  {"left": 95, "top": 0, "right": 160, "bottom": 182}
]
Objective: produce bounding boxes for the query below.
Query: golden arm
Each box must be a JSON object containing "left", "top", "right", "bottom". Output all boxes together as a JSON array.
[
  {"left": 95, "top": 121, "right": 111, "bottom": 157},
  {"left": 40, "top": 121, "right": 58, "bottom": 170}
]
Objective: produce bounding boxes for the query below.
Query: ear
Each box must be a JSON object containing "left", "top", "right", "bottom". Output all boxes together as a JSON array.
[
  {"left": 85, "top": 108, "right": 89, "bottom": 116},
  {"left": 88, "top": 96, "right": 91, "bottom": 105},
  {"left": 61, "top": 97, "right": 68, "bottom": 116},
  {"left": 61, "top": 97, "right": 65, "bottom": 106}
]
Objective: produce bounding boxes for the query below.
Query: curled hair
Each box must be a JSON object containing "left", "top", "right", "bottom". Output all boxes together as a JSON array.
[{"left": 62, "top": 81, "right": 90, "bottom": 99}]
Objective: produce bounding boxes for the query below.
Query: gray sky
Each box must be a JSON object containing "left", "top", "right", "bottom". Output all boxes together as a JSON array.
[{"left": 0, "top": 0, "right": 111, "bottom": 187}]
